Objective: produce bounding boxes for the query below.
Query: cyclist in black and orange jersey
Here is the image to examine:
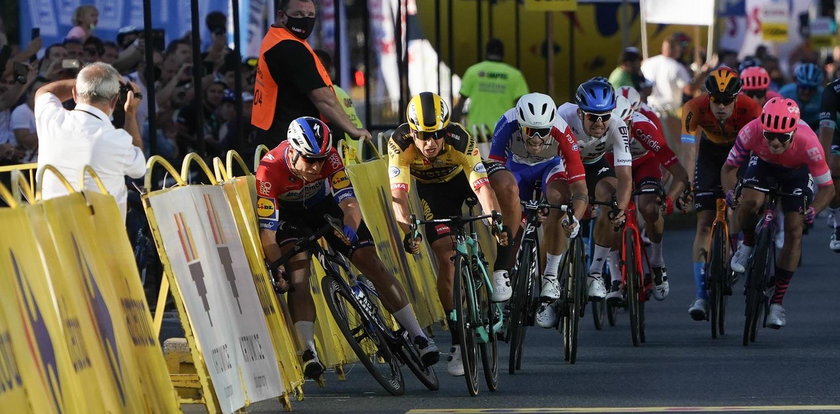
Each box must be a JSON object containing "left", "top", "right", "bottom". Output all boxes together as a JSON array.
[
  {"left": 683, "top": 66, "right": 762, "bottom": 321},
  {"left": 389, "top": 92, "right": 511, "bottom": 377}
]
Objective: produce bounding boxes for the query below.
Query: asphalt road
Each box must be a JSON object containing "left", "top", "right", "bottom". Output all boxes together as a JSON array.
[{"left": 195, "top": 221, "right": 840, "bottom": 414}]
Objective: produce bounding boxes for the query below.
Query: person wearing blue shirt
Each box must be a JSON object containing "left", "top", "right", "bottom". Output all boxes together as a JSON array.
[{"left": 779, "top": 62, "right": 824, "bottom": 130}]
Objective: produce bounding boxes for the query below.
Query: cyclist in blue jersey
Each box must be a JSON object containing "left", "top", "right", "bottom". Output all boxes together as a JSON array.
[{"left": 779, "top": 62, "right": 824, "bottom": 130}]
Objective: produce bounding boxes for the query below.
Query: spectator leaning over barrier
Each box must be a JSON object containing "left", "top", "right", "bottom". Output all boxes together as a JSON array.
[
  {"left": 452, "top": 38, "right": 529, "bottom": 135},
  {"left": 609, "top": 47, "right": 644, "bottom": 90},
  {"left": 252, "top": 0, "right": 371, "bottom": 147},
  {"left": 35, "top": 62, "right": 145, "bottom": 221}
]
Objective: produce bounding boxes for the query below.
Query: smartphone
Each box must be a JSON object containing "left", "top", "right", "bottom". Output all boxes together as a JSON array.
[
  {"left": 61, "top": 59, "right": 81, "bottom": 69},
  {"left": 13, "top": 62, "right": 28, "bottom": 84},
  {"left": 31, "top": 27, "right": 40, "bottom": 40}
]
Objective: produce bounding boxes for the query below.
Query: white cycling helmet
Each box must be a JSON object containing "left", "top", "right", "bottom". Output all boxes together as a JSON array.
[
  {"left": 616, "top": 86, "right": 642, "bottom": 113},
  {"left": 613, "top": 95, "right": 634, "bottom": 122},
  {"left": 287, "top": 116, "right": 333, "bottom": 159},
  {"left": 515, "top": 93, "right": 557, "bottom": 129}
]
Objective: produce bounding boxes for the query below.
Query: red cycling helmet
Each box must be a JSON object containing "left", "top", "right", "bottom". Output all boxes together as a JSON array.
[
  {"left": 760, "top": 97, "right": 800, "bottom": 133},
  {"left": 740, "top": 66, "right": 771, "bottom": 91}
]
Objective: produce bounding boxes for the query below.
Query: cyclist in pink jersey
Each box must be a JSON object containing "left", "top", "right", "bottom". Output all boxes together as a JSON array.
[{"left": 722, "top": 98, "right": 835, "bottom": 328}]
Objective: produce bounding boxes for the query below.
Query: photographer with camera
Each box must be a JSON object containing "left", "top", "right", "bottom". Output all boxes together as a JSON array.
[{"left": 35, "top": 62, "right": 145, "bottom": 221}]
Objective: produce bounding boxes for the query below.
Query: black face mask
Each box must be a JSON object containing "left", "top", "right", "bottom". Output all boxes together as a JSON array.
[{"left": 285, "top": 15, "right": 316, "bottom": 40}]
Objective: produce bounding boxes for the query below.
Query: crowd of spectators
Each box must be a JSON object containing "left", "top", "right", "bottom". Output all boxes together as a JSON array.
[{"left": 0, "top": 7, "right": 259, "bottom": 170}]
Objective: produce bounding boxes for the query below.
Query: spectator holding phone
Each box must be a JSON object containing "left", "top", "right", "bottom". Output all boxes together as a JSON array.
[
  {"left": 66, "top": 5, "right": 99, "bottom": 42},
  {"left": 9, "top": 78, "right": 46, "bottom": 163},
  {"left": 35, "top": 62, "right": 145, "bottom": 220}
]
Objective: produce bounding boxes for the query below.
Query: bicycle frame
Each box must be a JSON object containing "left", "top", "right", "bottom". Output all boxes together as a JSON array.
[{"left": 620, "top": 200, "right": 648, "bottom": 304}]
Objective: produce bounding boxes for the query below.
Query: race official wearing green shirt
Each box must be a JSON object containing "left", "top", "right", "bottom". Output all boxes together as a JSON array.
[
  {"left": 608, "top": 47, "right": 644, "bottom": 90},
  {"left": 453, "top": 38, "right": 528, "bottom": 134}
]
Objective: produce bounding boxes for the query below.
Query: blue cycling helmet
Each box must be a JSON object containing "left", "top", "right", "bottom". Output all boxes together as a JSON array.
[
  {"left": 794, "top": 62, "right": 824, "bottom": 87},
  {"left": 575, "top": 78, "right": 616, "bottom": 113},
  {"left": 287, "top": 116, "right": 333, "bottom": 159},
  {"left": 738, "top": 56, "right": 762, "bottom": 73}
]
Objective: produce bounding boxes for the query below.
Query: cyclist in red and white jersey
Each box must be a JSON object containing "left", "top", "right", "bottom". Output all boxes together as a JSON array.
[
  {"left": 617, "top": 85, "right": 664, "bottom": 132},
  {"left": 605, "top": 96, "right": 691, "bottom": 302},
  {"left": 723, "top": 98, "right": 835, "bottom": 328}
]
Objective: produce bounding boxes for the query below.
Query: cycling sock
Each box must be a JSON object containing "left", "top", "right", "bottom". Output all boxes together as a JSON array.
[
  {"left": 446, "top": 316, "right": 460, "bottom": 346},
  {"left": 589, "top": 244, "right": 610, "bottom": 276},
  {"left": 544, "top": 253, "right": 563, "bottom": 278},
  {"left": 649, "top": 241, "right": 664, "bottom": 268},
  {"left": 771, "top": 267, "right": 794, "bottom": 304},
  {"left": 294, "top": 321, "right": 317, "bottom": 355},
  {"left": 743, "top": 229, "right": 756, "bottom": 247},
  {"left": 693, "top": 262, "right": 707, "bottom": 300},
  {"left": 607, "top": 250, "right": 621, "bottom": 285},
  {"left": 393, "top": 305, "right": 425, "bottom": 341}
]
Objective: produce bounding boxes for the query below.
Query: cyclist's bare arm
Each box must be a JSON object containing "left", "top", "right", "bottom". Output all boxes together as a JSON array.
[
  {"left": 812, "top": 184, "right": 836, "bottom": 214},
  {"left": 338, "top": 197, "right": 362, "bottom": 231},
  {"left": 721, "top": 163, "right": 739, "bottom": 195},
  {"left": 615, "top": 165, "right": 633, "bottom": 210},
  {"left": 391, "top": 188, "right": 413, "bottom": 234},
  {"left": 666, "top": 163, "right": 690, "bottom": 201},
  {"left": 259, "top": 228, "right": 282, "bottom": 264},
  {"left": 474, "top": 183, "right": 502, "bottom": 218},
  {"left": 819, "top": 125, "right": 834, "bottom": 158},
  {"left": 569, "top": 180, "right": 589, "bottom": 221}
]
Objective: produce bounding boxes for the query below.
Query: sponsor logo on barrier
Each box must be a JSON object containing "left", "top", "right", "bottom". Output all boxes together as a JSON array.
[
  {"left": 331, "top": 170, "right": 350, "bottom": 190},
  {"left": 73, "top": 237, "right": 127, "bottom": 405}
]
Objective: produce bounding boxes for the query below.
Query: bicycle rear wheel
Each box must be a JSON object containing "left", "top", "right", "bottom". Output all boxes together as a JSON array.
[
  {"left": 743, "top": 228, "right": 771, "bottom": 346},
  {"left": 624, "top": 232, "right": 642, "bottom": 347},
  {"left": 394, "top": 330, "right": 439, "bottom": 391},
  {"left": 454, "top": 255, "right": 479, "bottom": 396},
  {"left": 508, "top": 240, "right": 535, "bottom": 374},
  {"left": 321, "top": 275, "right": 404, "bottom": 395},
  {"left": 709, "top": 223, "right": 728, "bottom": 339}
]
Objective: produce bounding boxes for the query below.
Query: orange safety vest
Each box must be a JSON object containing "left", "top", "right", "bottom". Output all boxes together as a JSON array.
[{"left": 252, "top": 26, "right": 333, "bottom": 131}]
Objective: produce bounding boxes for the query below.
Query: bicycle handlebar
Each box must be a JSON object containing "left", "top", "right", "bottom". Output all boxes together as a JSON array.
[{"left": 269, "top": 214, "right": 347, "bottom": 270}]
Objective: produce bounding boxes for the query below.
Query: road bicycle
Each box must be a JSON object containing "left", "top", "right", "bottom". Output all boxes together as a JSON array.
[
  {"left": 409, "top": 199, "right": 502, "bottom": 396},
  {"left": 555, "top": 203, "right": 588, "bottom": 363},
  {"left": 271, "top": 215, "right": 438, "bottom": 395},
  {"left": 738, "top": 184, "right": 806, "bottom": 346},
  {"left": 706, "top": 198, "right": 734, "bottom": 339}
]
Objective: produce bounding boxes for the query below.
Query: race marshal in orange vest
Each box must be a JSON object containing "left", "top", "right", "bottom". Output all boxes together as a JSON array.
[{"left": 251, "top": 0, "right": 371, "bottom": 147}]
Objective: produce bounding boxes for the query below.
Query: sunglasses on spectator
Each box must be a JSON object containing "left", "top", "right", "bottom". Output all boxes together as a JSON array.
[
  {"left": 763, "top": 130, "right": 794, "bottom": 144},
  {"left": 744, "top": 90, "right": 766, "bottom": 99},
  {"left": 522, "top": 126, "right": 552, "bottom": 139},
  {"left": 710, "top": 95, "right": 736, "bottom": 105},
  {"left": 413, "top": 130, "right": 445, "bottom": 141},
  {"left": 582, "top": 112, "right": 611, "bottom": 123}
]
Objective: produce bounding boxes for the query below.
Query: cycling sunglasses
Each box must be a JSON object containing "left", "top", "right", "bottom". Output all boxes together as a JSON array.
[
  {"left": 300, "top": 153, "right": 329, "bottom": 163},
  {"left": 522, "top": 126, "right": 552, "bottom": 139},
  {"left": 763, "top": 130, "right": 794, "bottom": 144},
  {"left": 710, "top": 95, "right": 736, "bottom": 105},
  {"left": 413, "top": 130, "right": 446, "bottom": 141},
  {"left": 744, "top": 90, "right": 766, "bottom": 99},
  {"left": 582, "top": 111, "right": 611, "bottom": 123}
]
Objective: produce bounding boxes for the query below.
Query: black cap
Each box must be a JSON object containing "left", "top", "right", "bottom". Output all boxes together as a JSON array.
[
  {"left": 621, "top": 47, "right": 641, "bottom": 63},
  {"left": 486, "top": 38, "right": 504, "bottom": 60}
]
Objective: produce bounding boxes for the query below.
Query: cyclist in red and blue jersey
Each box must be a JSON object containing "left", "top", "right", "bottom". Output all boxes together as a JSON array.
[
  {"left": 723, "top": 98, "right": 835, "bottom": 328},
  {"left": 257, "top": 116, "right": 439, "bottom": 378},
  {"left": 489, "top": 92, "right": 588, "bottom": 327}
]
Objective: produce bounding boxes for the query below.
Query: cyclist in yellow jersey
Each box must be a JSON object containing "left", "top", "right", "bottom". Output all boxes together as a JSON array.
[{"left": 389, "top": 92, "right": 511, "bottom": 377}]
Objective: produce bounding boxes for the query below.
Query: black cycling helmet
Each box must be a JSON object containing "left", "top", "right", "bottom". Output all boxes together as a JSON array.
[{"left": 705, "top": 66, "right": 742, "bottom": 100}]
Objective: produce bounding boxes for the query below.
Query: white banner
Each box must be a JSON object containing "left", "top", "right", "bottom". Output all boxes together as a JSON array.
[
  {"left": 642, "top": 0, "right": 715, "bottom": 26},
  {"left": 148, "top": 186, "right": 282, "bottom": 414},
  {"left": 371, "top": 0, "right": 401, "bottom": 112}
]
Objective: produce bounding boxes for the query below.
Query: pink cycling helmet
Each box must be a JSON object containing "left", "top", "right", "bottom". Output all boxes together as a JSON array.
[
  {"left": 740, "top": 67, "right": 771, "bottom": 91},
  {"left": 760, "top": 97, "right": 800, "bottom": 133}
]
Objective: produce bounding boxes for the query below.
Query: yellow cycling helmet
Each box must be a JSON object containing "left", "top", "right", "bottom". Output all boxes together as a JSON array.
[{"left": 407, "top": 92, "right": 450, "bottom": 132}]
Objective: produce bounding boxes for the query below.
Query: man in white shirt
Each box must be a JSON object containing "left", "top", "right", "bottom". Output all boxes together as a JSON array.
[
  {"left": 35, "top": 62, "right": 145, "bottom": 220},
  {"left": 641, "top": 35, "right": 698, "bottom": 167}
]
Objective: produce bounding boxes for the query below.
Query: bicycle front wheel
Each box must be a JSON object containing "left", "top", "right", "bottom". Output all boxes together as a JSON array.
[
  {"left": 321, "top": 275, "right": 404, "bottom": 395},
  {"left": 563, "top": 238, "right": 585, "bottom": 363},
  {"left": 454, "top": 255, "right": 479, "bottom": 396},
  {"left": 508, "top": 240, "right": 535, "bottom": 374},
  {"left": 743, "top": 228, "right": 772, "bottom": 346},
  {"left": 624, "top": 231, "right": 642, "bottom": 347},
  {"left": 709, "top": 223, "right": 728, "bottom": 339},
  {"left": 476, "top": 259, "right": 499, "bottom": 391}
]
